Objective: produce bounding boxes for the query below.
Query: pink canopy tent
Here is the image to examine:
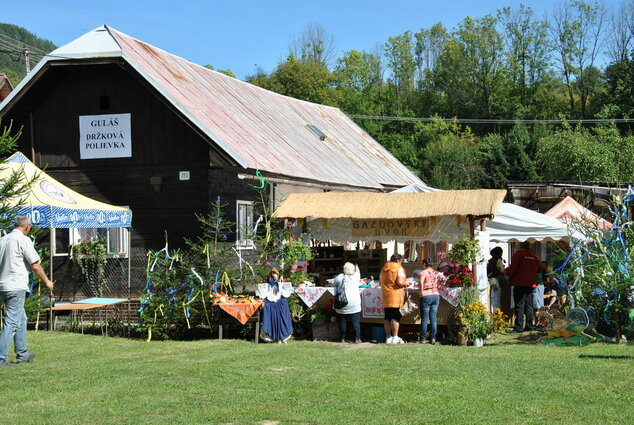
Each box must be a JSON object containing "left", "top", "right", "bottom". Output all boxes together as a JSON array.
[{"left": 545, "top": 196, "right": 612, "bottom": 230}]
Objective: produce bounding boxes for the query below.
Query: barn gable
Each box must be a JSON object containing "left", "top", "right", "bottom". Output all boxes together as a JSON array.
[{"left": 1, "top": 25, "right": 422, "bottom": 191}]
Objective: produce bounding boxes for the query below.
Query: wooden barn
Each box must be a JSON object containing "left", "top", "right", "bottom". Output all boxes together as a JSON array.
[{"left": 0, "top": 25, "right": 422, "bottom": 294}]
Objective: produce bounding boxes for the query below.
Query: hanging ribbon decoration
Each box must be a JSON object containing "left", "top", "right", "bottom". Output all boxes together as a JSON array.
[
  {"left": 192, "top": 267, "right": 213, "bottom": 334},
  {"left": 252, "top": 169, "right": 285, "bottom": 197}
]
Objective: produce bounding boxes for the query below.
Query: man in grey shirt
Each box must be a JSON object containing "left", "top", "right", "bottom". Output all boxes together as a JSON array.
[{"left": 0, "top": 216, "right": 54, "bottom": 366}]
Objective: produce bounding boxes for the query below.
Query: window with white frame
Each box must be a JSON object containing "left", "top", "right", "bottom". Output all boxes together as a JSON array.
[
  {"left": 52, "top": 227, "right": 129, "bottom": 257},
  {"left": 236, "top": 200, "right": 254, "bottom": 249}
]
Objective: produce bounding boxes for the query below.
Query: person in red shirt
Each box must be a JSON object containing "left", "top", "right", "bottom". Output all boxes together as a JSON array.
[{"left": 506, "top": 241, "right": 543, "bottom": 333}]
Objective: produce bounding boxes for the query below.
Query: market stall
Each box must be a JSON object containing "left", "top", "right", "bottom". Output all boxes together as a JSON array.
[
  {"left": 273, "top": 189, "right": 507, "bottom": 326},
  {"left": 545, "top": 196, "right": 612, "bottom": 230},
  {"left": 0, "top": 152, "right": 132, "bottom": 326}
]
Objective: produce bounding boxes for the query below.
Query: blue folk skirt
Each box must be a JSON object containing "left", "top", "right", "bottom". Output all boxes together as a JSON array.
[{"left": 262, "top": 299, "right": 293, "bottom": 341}]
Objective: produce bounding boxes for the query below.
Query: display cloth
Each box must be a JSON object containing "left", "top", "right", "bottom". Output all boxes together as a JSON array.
[
  {"left": 292, "top": 286, "right": 460, "bottom": 318},
  {"left": 294, "top": 286, "right": 335, "bottom": 308},
  {"left": 216, "top": 301, "right": 263, "bottom": 325},
  {"left": 0, "top": 152, "right": 132, "bottom": 228}
]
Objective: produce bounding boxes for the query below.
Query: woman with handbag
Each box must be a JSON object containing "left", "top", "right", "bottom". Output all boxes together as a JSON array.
[
  {"left": 333, "top": 262, "right": 362, "bottom": 343},
  {"left": 419, "top": 258, "right": 441, "bottom": 344}
]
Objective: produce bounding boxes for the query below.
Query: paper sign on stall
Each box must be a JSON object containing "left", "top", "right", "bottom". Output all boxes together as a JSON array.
[{"left": 361, "top": 288, "right": 384, "bottom": 318}]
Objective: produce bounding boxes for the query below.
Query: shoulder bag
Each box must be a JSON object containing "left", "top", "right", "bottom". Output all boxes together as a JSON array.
[
  {"left": 334, "top": 276, "right": 349, "bottom": 309},
  {"left": 399, "top": 290, "right": 418, "bottom": 316}
]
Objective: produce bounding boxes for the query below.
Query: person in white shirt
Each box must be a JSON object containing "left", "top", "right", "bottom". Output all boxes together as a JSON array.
[
  {"left": 0, "top": 216, "right": 54, "bottom": 366},
  {"left": 333, "top": 262, "right": 362, "bottom": 343}
]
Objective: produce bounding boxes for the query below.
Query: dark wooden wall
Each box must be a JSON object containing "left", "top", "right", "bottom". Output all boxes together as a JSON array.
[{"left": 6, "top": 62, "right": 228, "bottom": 249}]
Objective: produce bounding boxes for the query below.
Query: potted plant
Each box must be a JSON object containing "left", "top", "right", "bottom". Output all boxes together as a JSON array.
[
  {"left": 459, "top": 301, "right": 507, "bottom": 346},
  {"left": 445, "top": 234, "right": 481, "bottom": 266},
  {"left": 71, "top": 234, "right": 107, "bottom": 297}
]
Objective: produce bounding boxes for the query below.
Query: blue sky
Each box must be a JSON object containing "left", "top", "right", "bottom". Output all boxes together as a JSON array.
[{"left": 7, "top": 0, "right": 624, "bottom": 80}]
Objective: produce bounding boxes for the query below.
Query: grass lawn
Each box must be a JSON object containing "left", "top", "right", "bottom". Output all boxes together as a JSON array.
[{"left": 0, "top": 331, "right": 632, "bottom": 425}]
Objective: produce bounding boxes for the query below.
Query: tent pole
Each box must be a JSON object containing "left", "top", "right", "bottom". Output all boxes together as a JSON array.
[
  {"left": 49, "top": 230, "right": 53, "bottom": 331},
  {"left": 468, "top": 216, "right": 477, "bottom": 280},
  {"left": 127, "top": 227, "right": 131, "bottom": 336}
]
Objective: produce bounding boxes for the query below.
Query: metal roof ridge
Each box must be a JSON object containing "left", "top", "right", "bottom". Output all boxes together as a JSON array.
[
  {"left": 105, "top": 27, "right": 345, "bottom": 113},
  {"left": 118, "top": 51, "right": 250, "bottom": 169}
]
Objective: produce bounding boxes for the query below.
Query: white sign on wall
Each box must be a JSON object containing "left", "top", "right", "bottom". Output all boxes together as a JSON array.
[{"left": 79, "top": 113, "right": 131, "bottom": 159}]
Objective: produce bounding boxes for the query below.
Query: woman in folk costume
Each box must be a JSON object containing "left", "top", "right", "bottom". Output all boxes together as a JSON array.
[{"left": 257, "top": 268, "right": 293, "bottom": 343}]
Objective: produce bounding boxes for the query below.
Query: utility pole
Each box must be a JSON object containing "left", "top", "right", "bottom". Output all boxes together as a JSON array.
[
  {"left": 23, "top": 49, "right": 30, "bottom": 73},
  {"left": 0, "top": 48, "right": 31, "bottom": 74}
]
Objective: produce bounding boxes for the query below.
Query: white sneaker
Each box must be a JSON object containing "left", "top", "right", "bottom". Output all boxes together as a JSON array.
[
  {"left": 393, "top": 336, "right": 405, "bottom": 344},
  {"left": 386, "top": 336, "right": 394, "bottom": 344}
]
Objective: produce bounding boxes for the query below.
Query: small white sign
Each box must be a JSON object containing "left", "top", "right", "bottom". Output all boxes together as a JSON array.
[
  {"left": 79, "top": 113, "right": 132, "bottom": 159},
  {"left": 179, "top": 171, "right": 190, "bottom": 181}
]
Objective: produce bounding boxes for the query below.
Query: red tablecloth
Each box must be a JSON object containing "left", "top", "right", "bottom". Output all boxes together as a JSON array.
[{"left": 216, "top": 301, "right": 263, "bottom": 325}]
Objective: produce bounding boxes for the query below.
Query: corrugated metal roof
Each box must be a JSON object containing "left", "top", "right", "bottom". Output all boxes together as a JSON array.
[{"left": 1, "top": 25, "right": 423, "bottom": 190}]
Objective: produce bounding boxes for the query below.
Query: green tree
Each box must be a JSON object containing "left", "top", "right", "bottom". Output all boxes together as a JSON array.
[
  {"left": 419, "top": 121, "right": 483, "bottom": 189},
  {"left": 478, "top": 133, "right": 510, "bottom": 188},
  {"left": 548, "top": 0, "right": 607, "bottom": 118},
  {"left": 503, "top": 124, "right": 539, "bottom": 181},
  {"left": 0, "top": 23, "right": 56, "bottom": 85},
  {"left": 536, "top": 123, "right": 624, "bottom": 181},
  {"left": 498, "top": 5, "right": 551, "bottom": 116},
  {"left": 599, "top": 57, "right": 634, "bottom": 118},
  {"left": 249, "top": 55, "right": 336, "bottom": 105},
  {"left": 433, "top": 15, "right": 507, "bottom": 117},
  {"left": 0, "top": 123, "right": 36, "bottom": 231},
  {"left": 333, "top": 49, "right": 385, "bottom": 115},
  {"left": 384, "top": 31, "right": 416, "bottom": 110}
]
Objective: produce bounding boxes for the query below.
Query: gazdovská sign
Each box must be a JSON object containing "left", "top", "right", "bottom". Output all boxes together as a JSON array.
[
  {"left": 79, "top": 113, "right": 131, "bottom": 159},
  {"left": 351, "top": 218, "right": 432, "bottom": 237}
]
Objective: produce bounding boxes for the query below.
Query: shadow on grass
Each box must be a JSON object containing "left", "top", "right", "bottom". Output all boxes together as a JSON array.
[
  {"left": 578, "top": 354, "right": 634, "bottom": 360},
  {"left": 485, "top": 330, "right": 547, "bottom": 346}
]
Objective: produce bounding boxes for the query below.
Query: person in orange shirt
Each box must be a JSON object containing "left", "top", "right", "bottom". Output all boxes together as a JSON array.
[{"left": 380, "top": 253, "right": 409, "bottom": 344}]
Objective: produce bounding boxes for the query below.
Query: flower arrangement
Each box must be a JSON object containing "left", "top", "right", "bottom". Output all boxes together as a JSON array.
[
  {"left": 446, "top": 265, "right": 475, "bottom": 287},
  {"left": 289, "top": 265, "right": 311, "bottom": 285},
  {"left": 459, "top": 302, "right": 507, "bottom": 340},
  {"left": 438, "top": 234, "right": 480, "bottom": 288},
  {"left": 284, "top": 240, "right": 314, "bottom": 285},
  {"left": 442, "top": 234, "right": 481, "bottom": 266}
]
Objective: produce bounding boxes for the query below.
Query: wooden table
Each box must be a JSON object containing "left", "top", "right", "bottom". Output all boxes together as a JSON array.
[
  {"left": 47, "top": 298, "right": 129, "bottom": 336},
  {"left": 214, "top": 302, "right": 263, "bottom": 343}
]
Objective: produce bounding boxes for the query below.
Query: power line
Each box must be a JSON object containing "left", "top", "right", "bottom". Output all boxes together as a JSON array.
[
  {"left": 0, "top": 33, "right": 48, "bottom": 55},
  {"left": 347, "top": 114, "right": 634, "bottom": 124}
]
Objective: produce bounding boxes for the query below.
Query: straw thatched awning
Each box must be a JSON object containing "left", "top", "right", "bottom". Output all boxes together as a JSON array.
[{"left": 273, "top": 189, "right": 506, "bottom": 220}]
